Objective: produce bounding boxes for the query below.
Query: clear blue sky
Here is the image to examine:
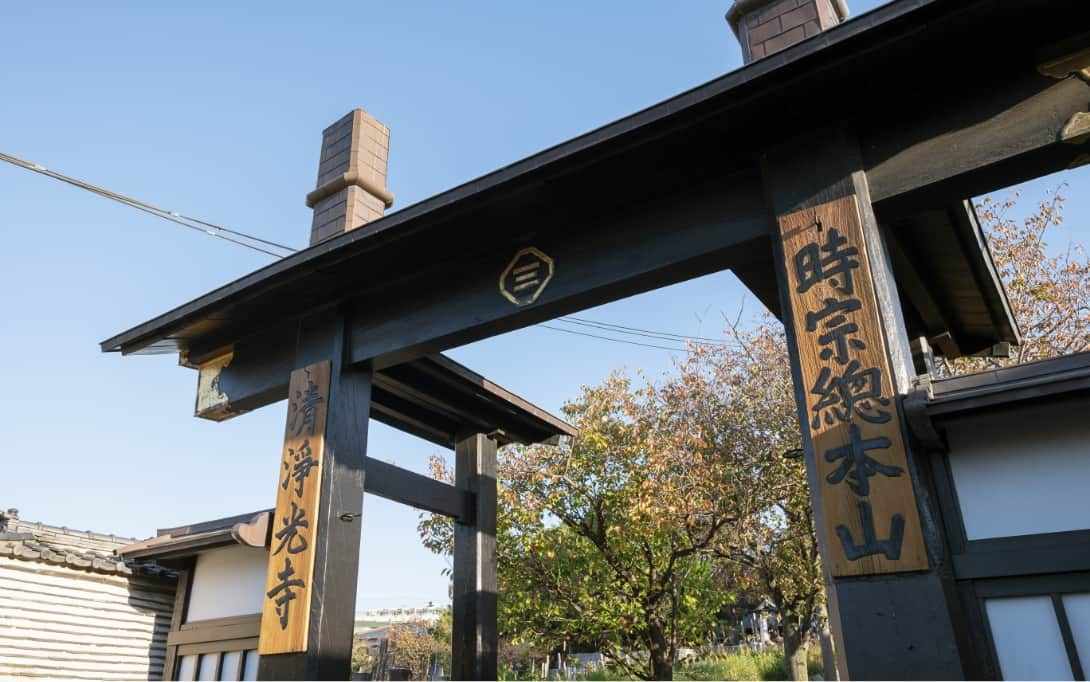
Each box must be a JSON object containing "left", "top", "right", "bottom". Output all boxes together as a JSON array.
[{"left": 2, "top": 1, "right": 1088, "bottom": 611}]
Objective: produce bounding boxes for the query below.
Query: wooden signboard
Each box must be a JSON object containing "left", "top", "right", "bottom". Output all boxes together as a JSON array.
[
  {"left": 258, "top": 361, "right": 331, "bottom": 654},
  {"left": 777, "top": 196, "right": 927, "bottom": 577}
]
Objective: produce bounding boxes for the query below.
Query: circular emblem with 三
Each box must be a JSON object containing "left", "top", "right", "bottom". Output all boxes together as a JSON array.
[{"left": 499, "top": 246, "right": 555, "bottom": 306}]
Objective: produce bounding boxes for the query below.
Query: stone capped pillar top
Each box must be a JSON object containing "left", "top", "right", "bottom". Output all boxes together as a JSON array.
[
  {"left": 727, "top": 0, "right": 848, "bottom": 63},
  {"left": 305, "top": 109, "right": 394, "bottom": 246}
]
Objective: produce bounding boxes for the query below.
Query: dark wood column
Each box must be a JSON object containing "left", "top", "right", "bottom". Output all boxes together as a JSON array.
[
  {"left": 451, "top": 433, "right": 498, "bottom": 681},
  {"left": 259, "top": 309, "right": 373, "bottom": 680},
  {"left": 761, "top": 129, "right": 967, "bottom": 679}
]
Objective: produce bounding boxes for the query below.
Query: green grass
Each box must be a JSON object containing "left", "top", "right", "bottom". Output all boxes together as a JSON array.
[
  {"left": 502, "top": 647, "right": 826, "bottom": 681},
  {"left": 675, "top": 648, "right": 824, "bottom": 681},
  {"left": 582, "top": 667, "right": 633, "bottom": 681}
]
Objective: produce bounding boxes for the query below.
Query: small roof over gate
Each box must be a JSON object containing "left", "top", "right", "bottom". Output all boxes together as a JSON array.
[{"left": 370, "top": 353, "right": 576, "bottom": 448}]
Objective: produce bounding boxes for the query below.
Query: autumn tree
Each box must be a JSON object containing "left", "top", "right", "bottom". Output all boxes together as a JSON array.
[
  {"left": 420, "top": 375, "right": 746, "bottom": 680},
  {"left": 941, "top": 186, "right": 1090, "bottom": 373},
  {"left": 350, "top": 644, "right": 373, "bottom": 676},
  {"left": 671, "top": 321, "right": 821, "bottom": 680},
  {"left": 387, "top": 620, "right": 446, "bottom": 681},
  {"left": 430, "top": 608, "right": 453, "bottom": 677}
]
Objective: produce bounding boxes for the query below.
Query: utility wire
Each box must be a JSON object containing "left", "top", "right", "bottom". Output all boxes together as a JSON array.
[
  {"left": 0, "top": 151, "right": 298, "bottom": 258},
  {"left": 106, "top": 194, "right": 288, "bottom": 258},
  {"left": 538, "top": 324, "right": 695, "bottom": 353},
  {"left": 1, "top": 151, "right": 738, "bottom": 353},
  {"left": 557, "top": 315, "right": 739, "bottom": 345},
  {"left": 554, "top": 316, "right": 740, "bottom": 348}
]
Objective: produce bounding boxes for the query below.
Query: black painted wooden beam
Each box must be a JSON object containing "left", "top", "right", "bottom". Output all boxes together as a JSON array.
[
  {"left": 192, "top": 339, "right": 573, "bottom": 445},
  {"left": 864, "top": 73, "right": 1090, "bottom": 217},
  {"left": 883, "top": 225, "right": 955, "bottom": 351},
  {"left": 369, "top": 384, "right": 461, "bottom": 448},
  {"left": 191, "top": 323, "right": 295, "bottom": 421},
  {"left": 258, "top": 309, "right": 372, "bottom": 681},
  {"left": 451, "top": 433, "right": 498, "bottom": 681},
  {"left": 363, "top": 456, "right": 469, "bottom": 521},
  {"left": 762, "top": 128, "right": 968, "bottom": 680},
  {"left": 347, "top": 173, "right": 767, "bottom": 369},
  {"left": 185, "top": 174, "right": 765, "bottom": 426}
]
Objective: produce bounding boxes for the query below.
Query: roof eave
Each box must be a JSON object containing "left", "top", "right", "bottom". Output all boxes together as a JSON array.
[
  {"left": 119, "top": 511, "right": 271, "bottom": 561},
  {"left": 100, "top": 0, "right": 951, "bottom": 358}
]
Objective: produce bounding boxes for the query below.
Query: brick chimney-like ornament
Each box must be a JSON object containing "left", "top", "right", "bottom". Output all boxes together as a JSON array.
[
  {"left": 305, "top": 109, "right": 395, "bottom": 246},
  {"left": 727, "top": 0, "right": 849, "bottom": 63}
]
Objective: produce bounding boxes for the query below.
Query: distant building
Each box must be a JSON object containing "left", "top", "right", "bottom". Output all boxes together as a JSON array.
[
  {"left": 0, "top": 507, "right": 176, "bottom": 680},
  {"left": 355, "top": 604, "right": 446, "bottom": 626}
]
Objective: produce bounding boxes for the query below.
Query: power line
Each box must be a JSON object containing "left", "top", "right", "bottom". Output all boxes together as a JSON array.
[
  {"left": 0, "top": 151, "right": 298, "bottom": 258},
  {"left": 557, "top": 315, "right": 739, "bottom": 346},
  {"left": 554, "top": 316, "right": 740, "bottom": 348},
  {"left": 538, "top": 324, "right": 694, "bottom": 353},
  {"left": 107, "top": 194, "right": 289, "bottom": 258},
  {"left": 1, "top": 150, "right": 742, "bottom": 353}
]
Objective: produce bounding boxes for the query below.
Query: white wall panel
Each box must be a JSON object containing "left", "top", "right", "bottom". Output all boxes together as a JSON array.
[
  {"left": 945, "top": 400, "right": 1090, "bottom": 540},
  {"left": 186, "top": 546, "right": 268, "bottom": 622}
]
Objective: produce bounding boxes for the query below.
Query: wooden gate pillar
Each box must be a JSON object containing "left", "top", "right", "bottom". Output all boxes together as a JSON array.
[
  {"left": 761, "top": 129, "right": 966, "bottom": 679},
  {"left": 452, "top": 433, "right": 499, "bottom": 681},
  {"left": 258, "top": 309, "right": 373, "bottom": 680}
]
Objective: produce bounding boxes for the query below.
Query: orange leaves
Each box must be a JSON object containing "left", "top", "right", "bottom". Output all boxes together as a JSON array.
[
  {"left": 945, "top": 185, "right": 1090, "bottom": 374},
  {"left": 416, "top": 318, "right": 818, "bottom": 677}
]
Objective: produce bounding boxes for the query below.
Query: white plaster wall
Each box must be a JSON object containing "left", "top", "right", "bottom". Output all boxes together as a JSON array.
[
  {"left": 945, "top": 399, "right": 1090, "bottom": 540},
  {"left": 186, "top": 545, "right": 269, "bottom": 622}
]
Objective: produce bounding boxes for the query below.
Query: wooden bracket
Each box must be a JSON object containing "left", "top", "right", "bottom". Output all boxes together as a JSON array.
[
  {"left": 1061, "top": 111, "right": 1090, "bottom": 145},
  {"left": 928, "top": 331, "right": 962, "bottom": 360},
  {"left": 195, "top": 351, "right": 239, "bottom": 421},
  {"left": 1070, "top": 154, "right": 1090, "bottom": 170},
  {"left": 903, "top": 385, "right": 946, "bottom": 453},
  {"left": 230, "top": 512, "right": 271, "bottom": 548},
  {"left": 1038, "top": 45, "right": 1090, "bottom": 82}
]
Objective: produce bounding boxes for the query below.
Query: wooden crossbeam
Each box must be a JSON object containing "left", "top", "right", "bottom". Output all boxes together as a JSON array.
[{"left": 363, "top": 456, "right": 469, "bottom": 521}]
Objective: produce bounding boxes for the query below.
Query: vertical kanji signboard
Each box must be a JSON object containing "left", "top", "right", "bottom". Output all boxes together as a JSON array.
[
  {"left": 778, "top": 196, "right": 927, "bottom": 577},
  {"left": 259, "top": 361, "right": 331, "bottom": 654}
]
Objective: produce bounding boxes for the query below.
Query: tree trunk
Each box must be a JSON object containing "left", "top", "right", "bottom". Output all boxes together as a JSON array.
[
  {"left": 651, "top": 656, "right": 673, "bottom": 681},
  {"left": 783, "top": 621, "right": 809, "bottom": 681},
  {"left": 646, "top": 620, "right": 673, "bottom": 681},
  {"left": 818, "top": 603, "right": 839, "bottom": 681}
]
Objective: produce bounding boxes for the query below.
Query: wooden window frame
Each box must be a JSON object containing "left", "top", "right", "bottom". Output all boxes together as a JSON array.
[
  {"left": 928, "top": 446, "right": 1090, "bottom": 679},
  {"left": 166, "top": 612, "right": 261, "bottom": 680},
  {"left": 971, "top": 572, "right": 1090, "bottom": 681},
  {"left": 163, "top": 560, "right": 194, "bottom": 679}
]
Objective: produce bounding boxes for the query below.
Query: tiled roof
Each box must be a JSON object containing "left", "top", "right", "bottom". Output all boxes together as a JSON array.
[
  {"left": 0, "top": 508, "right": 175, "bottom": 578},
  {"left": 927, "top": 351, "right": 1090, "bottom": 417},
  {"left": 119, "top": 509, "right": 271, "bottom": 561}
]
